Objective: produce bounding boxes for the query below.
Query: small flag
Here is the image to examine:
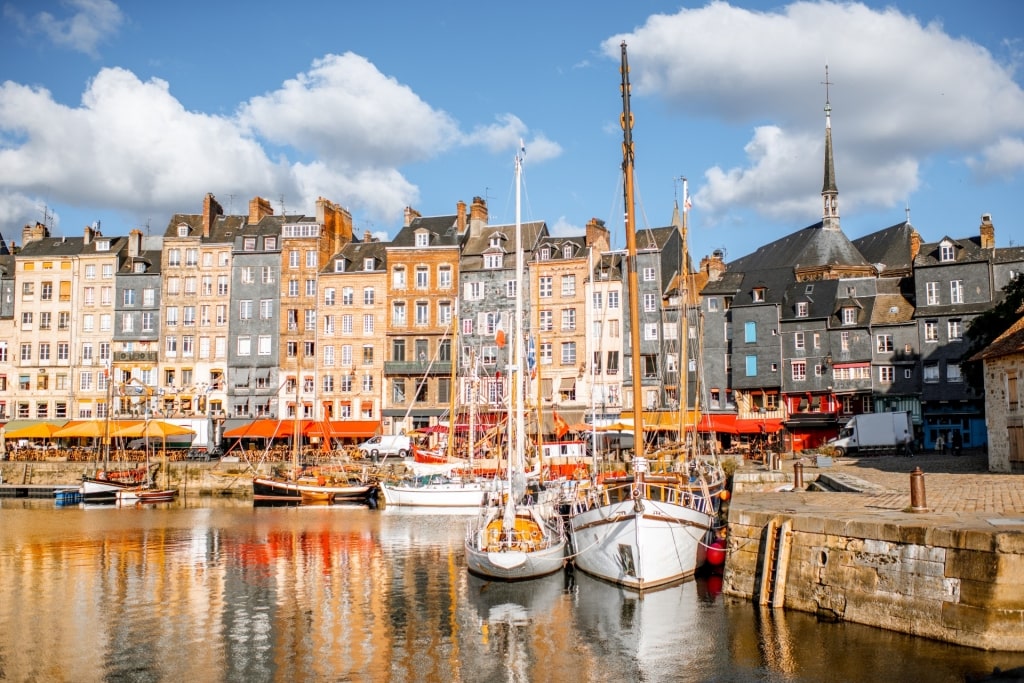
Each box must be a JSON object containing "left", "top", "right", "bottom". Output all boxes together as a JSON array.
[
  {"left": 553, "top": 408, "right": 569, "bottom": 440},
  {"left": 495, "top": 327, "right": 506, "bottom": 349},
  {"left": 683, "top": 178, "right": 692, "bottom": 212}
]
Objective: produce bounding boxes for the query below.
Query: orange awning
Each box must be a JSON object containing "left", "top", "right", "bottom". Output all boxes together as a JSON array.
[
  {"left": 696, "top": 414, "right": 738, "bottom": 434},
  {"left": 735, "top": 417, "right": 785, "bottom": 434},
  {"left": 305, "top": 420, "right": 381, "bottom": 439},
  {"left": 223, "top": 419, "right": 313, "bottom": 439}
]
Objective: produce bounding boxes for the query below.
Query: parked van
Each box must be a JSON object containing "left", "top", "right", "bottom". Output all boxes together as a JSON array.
[{"left": 357, "top": 435, "right": 411, "bottom": 460}]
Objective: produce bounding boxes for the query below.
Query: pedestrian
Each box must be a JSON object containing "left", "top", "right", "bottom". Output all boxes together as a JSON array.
[
  {"left": 952, "top": 430, "right": 962, "bottom": 456},
  {"left": 935, "top": 432, "right": 945, "bottom": 454}
]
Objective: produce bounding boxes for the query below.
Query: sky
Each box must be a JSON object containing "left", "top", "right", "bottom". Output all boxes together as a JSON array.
[{"left": 1, "top": 0, "right": 1022, "bottom": 265}]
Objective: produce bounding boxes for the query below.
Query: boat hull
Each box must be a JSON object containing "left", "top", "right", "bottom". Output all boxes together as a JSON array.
[
  {"left": 465, "top": 537, "right": 567, "bottom": 581},
  {"left": 117, "top": 487, "right": 179, "bottom": 504},
  {"left": 80, "top": 475, "right": 145, "bottom": 503},
  {"left": 380, "top": 481, "right": 487, "bottom": 507},
  {"left": 570, "top": 497, "right": 713, "bottom": 590},
  {"left": 465, "top": 501, "right": 567, "bottom": 581},
  {"left": 252, "top": 476, "right": 376, "bottom": 503}
]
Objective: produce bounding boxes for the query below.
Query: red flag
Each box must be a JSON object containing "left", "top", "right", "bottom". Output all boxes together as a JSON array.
[
  {"left": 553, "top": 408, "right": 569, "bottom": 439},
  {"left": 495, "top": 328, "right": 506, "bottom": 348}
]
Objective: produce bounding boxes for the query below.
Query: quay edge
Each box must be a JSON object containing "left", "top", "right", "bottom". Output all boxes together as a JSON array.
[{"left": 723, "top": 490, "right": 1024, "bottom": 651}]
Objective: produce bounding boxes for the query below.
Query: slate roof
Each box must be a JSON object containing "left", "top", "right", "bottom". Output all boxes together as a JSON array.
[
  {"left": 914, "top": 235, "right": 990, "bottom": 267},
  {"left": 17, "top": 234, "right": 128, "bottom": 257},
  {"left": 635, "top": 226, "right": 676, "bottom": 253},
  {"left": 729, "top": 223, "right": 871, "bottom": 273},
  {"left": 779, "top": 279, "right": 839, "bottom": 320},
  {"left": 974, "top": 314, "right": 1024, "bottom": 361},
  {"left": 461, "top": 220, "right": 547, "bottom": 269},
  {"left": 390, "top": 213, "right": 464, "bottom": 249},
  {"left": 163, "top": 212, "right": 247, "bottom": 242},
  {"left": 326, "top": 239, "right": 389, "bottom": 274},
  {"left": 852, "top": 222, "right": 916, "bottom": 274},
  {"left": 870, "top": 279, "right": 915, "bottom": 326}
]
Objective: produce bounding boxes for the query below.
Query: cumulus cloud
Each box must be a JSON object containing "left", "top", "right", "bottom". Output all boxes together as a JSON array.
[
  {"left": 607, "top": 0, "right": 1024, "bottom": 224},
  {"left": 5, "top": 0, "right": 123, "bottom": 57}
]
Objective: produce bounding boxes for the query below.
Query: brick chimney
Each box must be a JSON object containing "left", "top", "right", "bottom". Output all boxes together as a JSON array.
[
  {"left": 404, "top": 206, "right": 421, "bottom": 228},
  {"left": 979, "top": 213, "right": 995, "bottom": 249},
  {"left": 128, "top": 229, "right": 143, "bottom": 258},
  {"left": 83, "top": 224, "right": 94, "bottom": 245},
  {"left": 909, "top": 229, "right": 922, "bottom": 262},
  {"left": 585, "top": 217, "right": 610, "bottom": 252},
  {"left": 203, "top": 193, "right": 224, "bottom": 238},
  {"left": 316, "top": 196, "right": 353, "bottom": 253},
  {"left": 456, "top": 200, "right": 467, "bottom": 234},
  {"left": 247, "top": 196, "right": 272, "bottom": 226},
  {"left": 469, "top": 196, "right": 488, "bottom": 231},
  {"left": 21, "top": 222, "right": 48, "bottom": 245},
  {"left": 363, "top": 230, "right": 372, "bottom": 242},
  {"left": 700, "top": 249, "right": 728, "bottom": 280}
]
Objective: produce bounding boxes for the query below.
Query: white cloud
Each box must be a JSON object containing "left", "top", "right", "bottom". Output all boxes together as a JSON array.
[
  {"left": 548, "top": 216, "right": 582, "bottom": 237},
  {"left": 5, "top": 0, "right": 123, "bottom": 57},
  {"left": 607, "top": 1, "right": 1024, "bottom": 223}
]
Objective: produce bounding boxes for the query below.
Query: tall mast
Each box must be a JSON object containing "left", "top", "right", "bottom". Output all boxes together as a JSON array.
[
  {"left": 620, "top": 42, "right": 645, "bottom": 462},
  {"left": 513, "top": 144, "right": 526, "bottom": 481}
]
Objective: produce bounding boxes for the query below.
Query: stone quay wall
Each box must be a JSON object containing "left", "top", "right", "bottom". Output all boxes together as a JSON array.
[{"left": 724, "top": 494, "right": 1024, "bottom": 651}]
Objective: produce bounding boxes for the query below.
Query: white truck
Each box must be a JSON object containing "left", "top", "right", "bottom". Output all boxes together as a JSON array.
[{"left": 827, "top": 411, "right": 913, "bottom": 457}]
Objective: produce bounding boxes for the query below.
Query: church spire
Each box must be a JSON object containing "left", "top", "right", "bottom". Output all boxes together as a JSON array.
[{"left": 821, "top": 65, "right": 840, "bottom": 231}]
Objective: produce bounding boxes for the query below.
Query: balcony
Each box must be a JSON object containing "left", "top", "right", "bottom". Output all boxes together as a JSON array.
[
  {"left": 115, "top": 351, "right": 159, "bottom": 362},
  {"left": 384, "top": 361, "right": 453, "bottom": 376}
]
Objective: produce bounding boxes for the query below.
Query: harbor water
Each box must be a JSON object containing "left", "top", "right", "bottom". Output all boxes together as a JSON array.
[{"left": 0, "top": 497, "right": 1021, "bottom": 682}]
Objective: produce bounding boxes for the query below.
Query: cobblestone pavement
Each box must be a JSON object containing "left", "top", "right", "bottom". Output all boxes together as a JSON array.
[{"left": 744, "top": 449, "right": 1024, "bottom": 517}]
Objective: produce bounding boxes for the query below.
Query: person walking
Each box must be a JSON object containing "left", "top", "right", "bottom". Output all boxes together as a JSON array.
[
  {"left": 952, "top": 430, "right": 963, "bottom": 456},
  {"left": 935, "top": 432, "right": 945, "bottom": 454}
]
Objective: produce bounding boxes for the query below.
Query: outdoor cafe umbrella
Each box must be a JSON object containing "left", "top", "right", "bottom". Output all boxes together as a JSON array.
[
  {"left": 4, "top": 422, "right": 66, "bottom": 440},
  {"left": 110, "top": 421, "right": 195, "bottom": 489}
]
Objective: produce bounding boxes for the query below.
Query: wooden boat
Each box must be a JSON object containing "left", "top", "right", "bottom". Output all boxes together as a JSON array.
[
  {"left": 464, "top": 143, "right": 567, "bottom": 580},
  {"left": 252, "top": 471, "right": 377, "bottom": 504},
  {"left": 80, "top": 466, "right": 150, "bottom": 503},
  {"left": 567, "top": 43, "right": 723, "bottom": 591},
  {"left": 118, "top": 486, "right": 179, "bottom": 504}
]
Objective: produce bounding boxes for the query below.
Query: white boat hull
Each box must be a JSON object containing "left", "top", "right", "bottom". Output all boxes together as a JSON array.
[
  {"left": 465, "top": 501, "right": 567, "bottom": 581},
  {"left": 465, "top": 536, "right": 567, "bottom": 581},
  {"left": 380, "top": 481, "right": 487, "bottom": 507},
  {"left": 570, "top": 497, "right": 713, "bottom": 590}
]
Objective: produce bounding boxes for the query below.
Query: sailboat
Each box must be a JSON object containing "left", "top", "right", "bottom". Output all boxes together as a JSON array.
[
  {"left": 567, "top": 42, "right": 724, "bottom": 591},
  {"left": 464, "top": 143, "right": 567, "bottom": 580},
  {"left": 251, "top": 382, "right": 377, "bottom": 504}
]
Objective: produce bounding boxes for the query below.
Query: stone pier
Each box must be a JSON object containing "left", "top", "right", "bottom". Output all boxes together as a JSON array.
[{"left": 723, "top": 452, "right": 1024, "bottom": 651}]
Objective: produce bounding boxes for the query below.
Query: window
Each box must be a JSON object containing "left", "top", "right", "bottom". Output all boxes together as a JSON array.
[
  {"left": 794, "top": 332, "right": 805, "bottom": 350},
  {"left": 946, "top": 363, "right": 962, "bottom": 383},
  {"left": 484, "top": 253, "right": 503, "bottom": 269},
  {"left": 926, "top": 282, "right": 939, "bottom": 305},
  {"left": 606, "top": 350, "right": 619, "bottom": 374},
  {"left": 593, "top": 292, "right": 604, "bottom": 310},
  {"left": 438, "top": 266, "right": 452, "bottom": 289},
  {"left": 791, "top": 360, "right": 806, "bottom": 381},
  {"left": 342, "top": 287, "right": 354, "bottom": 305},
  {"left": 561, "top": 308, "right": 576, "bottom": 331},
  {"left": 363, "top": 288, "right": 375, "bottom": 306},
  {"left": 561, "top": 341, "right": 577, "bottom": 365},
  {"left": 707, "top": 297, "right": 719, "bottom": 312},
  {"left": 393, "top": 266, "right": 406, "bottom": 289},
  {"left": 506, "top": 279, "right": 517, "bottom": 299},
  {"left": 642, "top": 267, "right": 655, "bottom": 281},
  {"left": 842, "top": 308, "right": 857, "bottom": 325},
  {"left": 415, "top": 302, "right": 428, "bottom": 325},
  {"left": 948, "top": 319, "right": 963, "bottom": 340},
  {"left": 879, "top": 366, "right": 895, "bottom": 383},
  {"left": 950, "top": 280, "right": 964, "bottom": 304},
  {"left": 415, "top": 232, "right": 429, "bottom": 247},
  {"left": 539, "top": 310, "right": 553, "bottom": 331},
  {"left": 939, "top": 242, "right": 955, "bottom": 262},
  {"left": 239, "top": 301, "right": 253, "bottom": 320},
  {"left": 923, "top": 362, "right": 939, "bottom": 383},
  {"left": 539, "top": 277, "right": 552, "bottom": 298},
  {"left": 416, "top": 266, "right": 429, "bottom": 288},
  {"left": 363, "top": 315, "right": 374, "bottom": 334},
  {"left": 325, "top": 288, "right": 336, "bottom": 306},
  {"left": 644, "top": 322, "right": 658, "bottom": 340},
  {"left": 608, "top": 291, "right": 619, "bottom": 309},
  {"left": 561, "top": 275, "right": 575, "bottom": 296},
  {"left": 643, "top": 293, "right": 656, "bottom": 312},
  {"left": 745, "top": 355, "right": 757, "bottom": 376},
  {"left": 466, "top": 282, "right": 483, "bottom": 300},
  {"left": 924, "top": 321, "right": 938, "bottom": 343},
  {"left": 796, "top": 302, "right": 808, "bottom": 317},
  {"left": 744, "top": 321, "right": 756, "bottom": 343},
  {"left": 752, "top": 287, "right": 765, "bottom": 303},
  {"left": 876, "top": 334, "right": 893, "bottom": 352},
  {"left": 841, "top": 330, "right": 850, "bottom": 351}
]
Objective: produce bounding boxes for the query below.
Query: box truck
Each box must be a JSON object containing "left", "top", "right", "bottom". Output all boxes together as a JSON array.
[{"left": 827, "top": 411, "right": 913, "bottom": 456}]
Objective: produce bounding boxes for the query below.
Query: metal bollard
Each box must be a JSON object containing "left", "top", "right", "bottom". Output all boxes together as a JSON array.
[
  {"left": 793, "top": 461, "right": 804, "bottom": 490},
  {"left": 909, "top": 466, "right": 927, "bottom": 511}
]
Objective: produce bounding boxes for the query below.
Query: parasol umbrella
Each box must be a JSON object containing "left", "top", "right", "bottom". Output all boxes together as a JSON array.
[
  {"left": 52, "top": 420, "right": 142, "bottom": 439},
  {"left": 4, "top": 422, "right": 66, "bottom": 439},
  {"left": 111, "top": 421, "right": 195, "bottom": 489}
]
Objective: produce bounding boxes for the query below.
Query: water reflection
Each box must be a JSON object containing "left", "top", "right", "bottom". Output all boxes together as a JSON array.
[{"left": 0, "top": 498, "right": 1020, "bottom": 682}]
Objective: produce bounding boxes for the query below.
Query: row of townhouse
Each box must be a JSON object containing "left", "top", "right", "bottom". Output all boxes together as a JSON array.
[{"left": 696, "top": 95, "right": 1024, "bottom": 453}]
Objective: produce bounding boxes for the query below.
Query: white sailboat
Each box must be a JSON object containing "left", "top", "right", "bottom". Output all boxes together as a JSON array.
[
  {"left": 568, "top": 42, "right": 722, "bottom": 591},
  {"left": 464, "top": 143, "right": 567, "bottom": 580}
]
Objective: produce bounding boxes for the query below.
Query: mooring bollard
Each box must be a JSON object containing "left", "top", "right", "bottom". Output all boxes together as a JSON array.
[
  {"left": 793, "top": 461, "right": 804, "bottom": 490},
  {"left": 909, "top": 466, "right": 927, "bottom": 511}
]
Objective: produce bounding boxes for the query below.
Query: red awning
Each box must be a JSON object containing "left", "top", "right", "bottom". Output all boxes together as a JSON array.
[
  {"left": 306, "top": 420, "right": 381, "bottom": 439},
  {"left": 735, "top": 418, "right": 785, "bottom": 434},
  {"left": 223, "top": 419, "right": 314, "bottom": 439},
  {"left": 696, "top": 414, "right": 738, "bottom": 434}
]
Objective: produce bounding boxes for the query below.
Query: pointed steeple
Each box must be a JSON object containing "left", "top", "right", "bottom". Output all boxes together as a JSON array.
[{"left": 821, "top": 65, "right": 840, "bottom": 231}]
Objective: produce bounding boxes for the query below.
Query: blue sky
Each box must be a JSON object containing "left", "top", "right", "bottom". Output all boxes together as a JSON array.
[{"left": 2, "top": 0, "right": 1022, "bottom": 264}]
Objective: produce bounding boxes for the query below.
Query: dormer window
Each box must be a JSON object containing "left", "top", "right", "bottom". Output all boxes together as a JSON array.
[
  {"left": 796, "top": 302, "right": 808, "bottom": 317},
  {"left": 95, "top": 239, "right": 110, "bottom": 252},
  {"left": 939, "top": 241, "right": 955, "bottom": 262},
  {"left": 804, "top": 284, "right": 814, "bottom": 295},
  {"left": 540, "top": 247, "right": 551, "bottom": 261},
  {"left": 264, "top": 237, "right": 277, "bottom": 251},
  {"left": 177, "top": 223, "right": 190, "bottom": 237},
  {"left": 243, "top": 238, "right": 256, "bottom": 251},
  {"left": 563, "top": 245, "right": 573, "bottom": 259},
  {"left": 133, "top": 262, "right": 146, "bottom": 274},
  {"left": 842, "top": 307, "right": 857, "bottom": 325},
  {"left": 415, "top": 232, "right": 429, "bottom": 248},
  {"left": 752, "top": 287, "right": 766, "bottom": 303},
  {"left": 484, "top": 253, "right": 503, "bottom": 269},
  {"left": 334, "top": 259, "right": 345, "bottom": 273},
  {"left": 489, "top": 235, "right": 502, "bottom": 249},
  {"left": 363, "top": 258, "right": 374, "bottom": 271}
]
